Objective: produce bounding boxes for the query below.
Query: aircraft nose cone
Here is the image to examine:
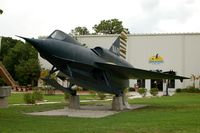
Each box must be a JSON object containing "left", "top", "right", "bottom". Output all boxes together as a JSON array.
[
  {"left": 17, "top": 36, "right": 38, "bottom": 46},
  {"left": 16, "top": 36, "right": 44, "bottom": 52}
]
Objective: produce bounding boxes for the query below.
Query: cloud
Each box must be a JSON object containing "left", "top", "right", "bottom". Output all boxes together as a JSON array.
[
  {"left": 141, "top": 0, "right": 160, "bottom": 12},
  {"left": 0, "top": 0, "right": 200, "bottom": 37},
  {"left": 125, "top": 0, "right": 200, "bottom": 33}
]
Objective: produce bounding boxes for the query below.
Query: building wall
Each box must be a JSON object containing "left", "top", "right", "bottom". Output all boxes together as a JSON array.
[
  {"left": 38, "top": 33, "right": 200, "bottom": 90},
  {"left": 127, "top": 34, "right": 185, "bottom": 89},
  {"left": 76, "top": 33, "right": 200, "bottom": 89},
  {"left": 184, "top": 35, "right": 200, "bottom": 88}
]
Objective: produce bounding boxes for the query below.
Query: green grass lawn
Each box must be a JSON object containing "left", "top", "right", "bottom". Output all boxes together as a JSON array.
[
  {"left": 8, "top": 93, "right": 65, "bottom": 104},
  {"left": 1, "top": 93, "right": 200, "bottom": 133},
  {"left": 8, "top": 93, "right": 101, "bottom": 104}
]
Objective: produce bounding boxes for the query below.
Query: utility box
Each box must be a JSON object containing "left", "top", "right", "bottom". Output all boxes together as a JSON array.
[{"left": 0, "top": 86, "right": 11, "bottom": 108}]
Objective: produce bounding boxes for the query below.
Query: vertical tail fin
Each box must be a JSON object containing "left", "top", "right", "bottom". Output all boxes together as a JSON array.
[
  {"left": 109, "top": 37, "right": 120, "bottom": 56},
  {"left": 109, "top": 30, "right": 128, "bottom": 59}
]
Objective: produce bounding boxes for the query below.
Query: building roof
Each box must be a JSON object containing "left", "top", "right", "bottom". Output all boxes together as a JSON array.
[{"left": 77, "top": 32, "right": 200, "bottom": 38}]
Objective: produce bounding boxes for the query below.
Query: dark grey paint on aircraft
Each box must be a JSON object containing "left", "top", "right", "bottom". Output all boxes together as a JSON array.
[{"left": 18, "top": 30, "right": 188, "bottom": 96}]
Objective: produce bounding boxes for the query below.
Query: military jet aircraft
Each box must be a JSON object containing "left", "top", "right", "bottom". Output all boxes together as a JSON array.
[{"left": 18, "top": 30, "right": 188, "bottom": 96}]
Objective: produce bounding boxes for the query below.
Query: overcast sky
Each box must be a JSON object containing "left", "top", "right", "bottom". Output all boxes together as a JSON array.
[{"left": 1, "top": 0, "right": 200, "bottom": 38}]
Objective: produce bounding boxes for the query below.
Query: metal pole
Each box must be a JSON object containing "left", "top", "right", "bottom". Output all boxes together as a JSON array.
[{"left": 166, "top": 79, "right": 169, "bottom": 96}]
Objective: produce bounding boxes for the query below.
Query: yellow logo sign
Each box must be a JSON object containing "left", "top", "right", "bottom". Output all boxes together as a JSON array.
[{"left": 149, "top": 54, "right": 164, "bottom": 64}]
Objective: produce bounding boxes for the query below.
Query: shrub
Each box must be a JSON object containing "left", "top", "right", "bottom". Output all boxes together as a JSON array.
[
  {"left": 89, "top": 90, "right": 97, "bottom": 98},
  {"left": 138, "top": 88, "right": 147, "bottom": 97},
  {"left": 150, "top": 88, "right": 159, "bottom": 96},
  {"left": 176, "top": 88, "right": 182, "bottom": 93},
  {"left": 64, "top": 92, "right": 70, "bottom": 101},
  {"left": 32, "top": 90, "right": 43, "bottom": 101},
  {"left": 185, "top": 87, "right": 200, "bottom": 93},
  {"left": 176, "top": 87, "right": 200, "bottom": 93},
  {"left": 23, "top": 91, "right": 44, "bottom": 104},
  {"left": 97, "top": 92, "right": 106, "bottom": 100},
  {"left": 24, "top": 93, "right": 36, "bottom": 104}
]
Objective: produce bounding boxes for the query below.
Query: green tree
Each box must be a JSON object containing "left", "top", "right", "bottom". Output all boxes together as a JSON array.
[
  {"left": 0, "top": 37, "right": 19, "bottom": 85},
  {"left": 2, "top": 38, "right": 40, "bottom": 86},
  {"left": 93, "top": 19, "right": 129, "bottom": 34},
  {"left": 71, "top": 26, "right": 90, "bottom": 35},
  {"left": 0, "top": 9, "right": 3, "bottom": 14},
  {"left": 0, "top": 37, "right": 18, "bottom": 61},
  {"left": 15, "top": 58, "right": 40, "bottom": 86}
]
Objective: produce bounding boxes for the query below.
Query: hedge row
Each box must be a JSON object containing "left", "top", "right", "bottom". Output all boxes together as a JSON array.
[{"left": 176, "top": 87, "right": 200, "bottom": 93}]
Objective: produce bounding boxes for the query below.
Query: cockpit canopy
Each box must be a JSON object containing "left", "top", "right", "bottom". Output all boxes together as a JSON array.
[{"left": 47, "top": 30, "right": 82, "bottom": 45}]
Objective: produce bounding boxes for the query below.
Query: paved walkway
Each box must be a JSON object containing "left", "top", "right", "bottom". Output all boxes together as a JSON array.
[{"left": 27, "top": 104, "right": 147, "bottom": 118}]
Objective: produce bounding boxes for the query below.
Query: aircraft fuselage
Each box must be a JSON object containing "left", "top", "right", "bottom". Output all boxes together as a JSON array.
[
  {"left": 18, "top": 30, "right": 188, "bottom": 95},
  {"left": 36, "top": 38, "right": 131, "bottom": 95}
]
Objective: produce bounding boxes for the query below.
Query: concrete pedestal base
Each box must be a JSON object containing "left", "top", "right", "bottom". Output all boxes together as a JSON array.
[
  {"left": 0, "top": 97, "right": 8, "bottom": 108},
  {"left": 69, "top": 95, "right": 80, "bottom": 109},
  {"left": 0, "top": 86, "right": 11, "bottom": 108},
  {"left": 112, "top": 95, "right": 131, "bottom": 111},
  {"left": 112, "top": 96, "right": 123, "bottom": 111},
  {"left": 0, "top": 86, "right": 11, "bottom": 97}
]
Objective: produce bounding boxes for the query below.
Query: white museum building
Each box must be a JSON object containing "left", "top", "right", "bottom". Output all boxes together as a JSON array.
[{"left": 39, "top": 32, "right": 200, "bottom": 92}]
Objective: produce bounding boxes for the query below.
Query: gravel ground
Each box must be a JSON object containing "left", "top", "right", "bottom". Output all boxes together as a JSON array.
[{"left": 27, "top": 104, "right": 147, "bottom": 118}]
